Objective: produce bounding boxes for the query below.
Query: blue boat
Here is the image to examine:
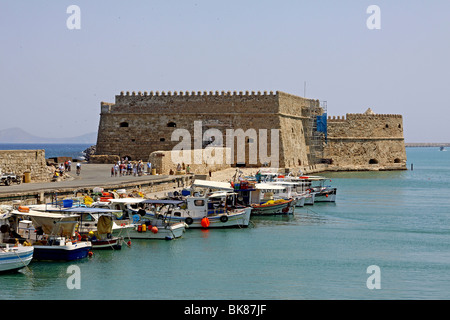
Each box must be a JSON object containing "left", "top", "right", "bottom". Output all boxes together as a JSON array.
[{"left": 10, "top": 209, "right": 92, "bottom": 261}]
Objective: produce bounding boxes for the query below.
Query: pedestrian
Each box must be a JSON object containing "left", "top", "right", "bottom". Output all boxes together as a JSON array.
[
  {"left": 114, "top": 163, "right": 119, "bottom": 177},
  {"left": 111, "top": 166, "right": 114, "bottom": 177},
  {"left": 76, "top": 163, "right": 81, "bottom": 176},
  {"left": 186, "top": 164, "right": 191, "bottom": 174},
  {"left": 177, "top": 163, "right": 181, "bottom": 172},
  {"left": 147, "top": 161, "right": 152, "bottom": 174},
  {"left": 68, "top": 160, "right": 71, "bottom": 172},
  {"left": 133, "top": 163, "right": 137, "bottom": 176}
]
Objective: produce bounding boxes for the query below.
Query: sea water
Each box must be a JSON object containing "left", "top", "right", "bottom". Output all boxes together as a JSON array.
[
  {"left": 0, "top": 143, "right": 92, "bottom": 160},
  {"left": 0, "top": 147, "right": 449, "bottom": 300}
]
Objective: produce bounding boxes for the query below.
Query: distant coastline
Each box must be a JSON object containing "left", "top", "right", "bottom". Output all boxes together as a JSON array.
[
  {"left": 0, "top": 127, "right": 96, "bottom": 144},
  {"left": 405, "top": 143, "right": 450, "bottom": 147}
]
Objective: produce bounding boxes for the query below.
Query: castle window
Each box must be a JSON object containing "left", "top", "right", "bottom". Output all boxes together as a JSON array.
[
  {"left": 167, "top": 122, "right": 177, "bottom": 128},
  {"left": 385, "top": 124, "right": 389, "bottom": 128},
  {"left": 369, "top": 159, "right": 379, "bottom": 164},
  {"left": 160, "top": 138, "right": 165, "bottom": 142},
  {"left": 398, "top": 124, "right": 401, "bottom": 128},
  {"left": 120, "top": 122, "right": 129, "bottom": 128},
  {"left": 394, "top": 158, "right": 401, "bottom": 163}
]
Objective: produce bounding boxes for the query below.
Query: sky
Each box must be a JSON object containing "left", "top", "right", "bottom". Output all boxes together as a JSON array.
[{"left": 1, "top": 0, "right": 449, "bottom": 142}]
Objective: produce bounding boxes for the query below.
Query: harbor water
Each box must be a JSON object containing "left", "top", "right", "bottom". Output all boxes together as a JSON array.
[{"left": 1, "top": 147, "right": 449, "bottom": 300}]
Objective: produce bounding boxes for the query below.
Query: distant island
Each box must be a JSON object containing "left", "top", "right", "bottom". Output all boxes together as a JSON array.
[{"left": 0, "top": 127, "right": 97, "bottom": 144}]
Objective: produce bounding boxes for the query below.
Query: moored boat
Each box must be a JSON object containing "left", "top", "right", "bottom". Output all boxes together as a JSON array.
[
  {"left": 0, "top": 244, "right": 34, "bottom": 273},
  {"left": 9, "top": 209, "right": 92, "bottom": 261}
]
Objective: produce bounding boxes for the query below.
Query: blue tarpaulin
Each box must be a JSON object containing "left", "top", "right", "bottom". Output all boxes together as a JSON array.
[{"left": 316, "top": 113, "right": 327, "bottom": 141}]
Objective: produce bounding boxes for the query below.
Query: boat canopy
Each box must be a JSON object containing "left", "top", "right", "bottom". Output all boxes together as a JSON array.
[
  {"left": 11, "top": 210, "right": 80, "bottom": 237},
  {"left": 141, "top": 199, "right": 184, "bottom": 205},
  {"left": 108, "top": 198, "right": 145, "bottom": 204},
  {"left": 255, "top": 183, "right": 285, "bottom": 190},
  {"left": 61, "top": 207, "right": 123, "bottom": 214},
  {"left": 192, "top": 179, "right": 233, "bottom": 191}
]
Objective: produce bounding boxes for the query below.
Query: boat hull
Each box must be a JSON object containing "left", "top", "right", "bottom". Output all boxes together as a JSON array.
[
  {"left": 251, "top": 199, "right": 294, "bottom": 216},
  {"left": 128, "top": 222, "right": 185, "bottom": 240},
  {"left": 0, "top": 246, "right": 34, "bottom": 272},
  {"left": 145, "top": 208, "right": 252, "bottom": 229},
  {"left": 91, "top": 237, "right": 123, "bottom": 250},
  {"left": 313, "top": 188, "right": 337, "bottom": 202},
  {"left": 33, "top": 242, "right": 92, "bottom": 261}
]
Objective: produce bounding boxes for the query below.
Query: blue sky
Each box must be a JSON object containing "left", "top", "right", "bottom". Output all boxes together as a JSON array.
[{"left": 1, "top": 1, "right": 449, "bottom": 142}]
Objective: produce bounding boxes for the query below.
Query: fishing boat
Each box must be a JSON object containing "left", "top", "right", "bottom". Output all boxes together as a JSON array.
[
  {"left": 152, "top": 180, "right": 252, "bottom": 228},
  {"left": 0, "top": 244, "right": 34, "bottom": 273},
  {"left": 9, "top": 209, "right": 92, "bottom": 261},
  {"left": 0, "top": 209, "right": 34, "bottom": 272},
  {"left": 56, "top": 207, "right": 127, "bottom": 249},
  {"left": 102, "top": 198, "right": 186, "bottom": 240},
  {"left": 298, "top": 176, "right": 337, "bottom": 203},
  {"left": 233, "top": 182, "right": 295, "bottom": 215}
]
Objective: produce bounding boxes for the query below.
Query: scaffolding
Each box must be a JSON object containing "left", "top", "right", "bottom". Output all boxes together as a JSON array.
[{"left": 304, "top": 100, "right": 327, "bottom": 165}]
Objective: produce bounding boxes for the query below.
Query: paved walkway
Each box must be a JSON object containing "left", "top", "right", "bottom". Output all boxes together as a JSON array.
[{"left": 0, "top": 163, "right": 175, "bottom": 195}]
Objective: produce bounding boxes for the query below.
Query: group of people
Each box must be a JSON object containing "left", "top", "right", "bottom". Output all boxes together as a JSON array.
[
  {"left": 111, "top": 159, "right": 151, "bottom": 177},
  {"left": 55, "top": 160, "right": 81, "bottom": 178}
]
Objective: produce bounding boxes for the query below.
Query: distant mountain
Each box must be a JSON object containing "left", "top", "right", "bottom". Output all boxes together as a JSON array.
[{"left": 0, "top": 127, "right": 97, "bottom": 144}]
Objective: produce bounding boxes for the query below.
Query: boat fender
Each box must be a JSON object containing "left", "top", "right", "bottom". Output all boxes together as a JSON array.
[
  {"left": 151, "top": 226, "right": 158, "bottom": 234},
  {"left": 220, "top": 215, "right": 228, "bottom": 223},
  {"left": 201, "top": 217, "right": 210, "bottom": 228},
  {"left": 185, "top": 217, "right": 193, "bottom": 225}
]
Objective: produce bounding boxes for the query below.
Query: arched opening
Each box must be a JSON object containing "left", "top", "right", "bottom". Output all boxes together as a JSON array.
[
  {"left": 398, "top": 124, "right": 401, "bottom": 128},
  {"left": 167, "top": 122, "right": 177, "bottom": 128},
  {"left": 394, "top": 158, "right": 401, "bottom": 163},
  {"left": 369, "top": 159, "right": 379, "bottom": 164},
  {"left": 385, "top": 124, "right": 389, "bottom": 128},
  {"left": 120, "top": 122, "right": 129, "bottom": 128},
  {"left": 160, "top": 138, "right": 165, "bottom": 142}
]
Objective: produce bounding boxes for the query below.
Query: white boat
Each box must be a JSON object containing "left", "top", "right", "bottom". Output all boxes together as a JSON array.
[
  {"left": 31, "top": 204, "right": 133, "bottom": 238},
  {"left": 155, "top": 180, "right": 252, "bottom": 228},
  {"left": 0, "top": 244, "right": 34, "bottom": 273},
  {"left": 298, "top": 176, "right": 337, "bottom": 203},
  {"left": 92, "top": 198, "right": 186, "bottom": 240},
  {"left": 9, "top": 209, "right": 92, "bottom": 261}
]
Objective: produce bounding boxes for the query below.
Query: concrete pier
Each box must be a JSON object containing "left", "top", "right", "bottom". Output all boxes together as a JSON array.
[{"left": 0, "top": 163, "right": 193, "bottom": 205}]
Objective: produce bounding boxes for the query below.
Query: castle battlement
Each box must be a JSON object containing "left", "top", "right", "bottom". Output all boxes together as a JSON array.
[
  {"left": 328, "top": 113, "right": 403, "bottom": 121},
  {"left": 118, "top": 90, "right": 278, "bottom": 98}
]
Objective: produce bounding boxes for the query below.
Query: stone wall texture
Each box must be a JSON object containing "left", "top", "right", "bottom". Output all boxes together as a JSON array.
[
  {"left": 324, "top": 113, "right": 407, "bottom": 170},
  {"left": 95, "top": 90, "right": 406, "bottom": 171},
  {"left": 0, "top": 150, "right": 53, "bottom": 182},
  {"left": 95, "top": 90, "right": 322, "bottom": 169}
]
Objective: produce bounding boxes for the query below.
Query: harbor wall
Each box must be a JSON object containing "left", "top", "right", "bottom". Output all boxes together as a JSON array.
[
  {"left": 148, "top": 147, "right": 232, "bottom": 175},
  {"left": 0, "top": 150, "right": 52, "bottom": 183}
]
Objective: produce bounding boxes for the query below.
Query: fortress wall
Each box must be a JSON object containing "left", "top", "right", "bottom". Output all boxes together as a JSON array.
[
  {"left": 96, "top": 91, "right": 312, "bottom": 168},
  {"left": 0, "top": 150, "right": 52, "bottom": 182},
  {"left": 324, "top": 113, "right": 407, "bottom": 169},
  {"left": 111, "top": 90, "right": 280, "bottom": 115}
]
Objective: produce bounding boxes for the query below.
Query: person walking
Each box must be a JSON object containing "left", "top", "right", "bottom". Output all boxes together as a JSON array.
[{"left": 76, "top": 163, "right": 81, "bottom": 176}]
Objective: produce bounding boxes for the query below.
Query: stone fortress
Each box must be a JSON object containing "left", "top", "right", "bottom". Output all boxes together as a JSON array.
[{"left": 94, "top": 90, "right": 407, "bottom": 174}]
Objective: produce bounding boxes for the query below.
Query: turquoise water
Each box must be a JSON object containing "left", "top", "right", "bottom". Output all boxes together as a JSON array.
[
  {"left": 0, "top": 143, "right": 92, "bottom": 159},
  {"left": 1, "top": 147, "right": 449, "bottom": 300}
]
